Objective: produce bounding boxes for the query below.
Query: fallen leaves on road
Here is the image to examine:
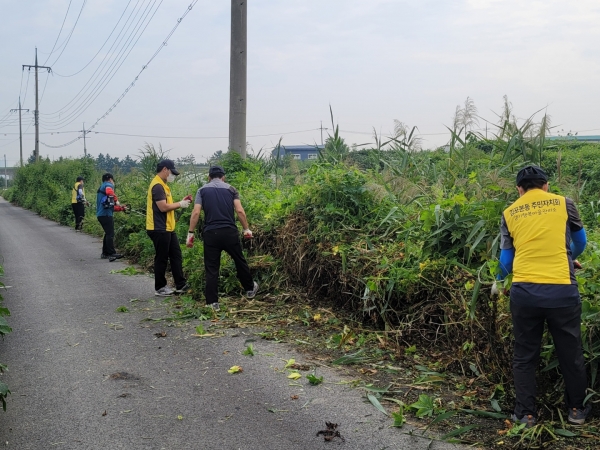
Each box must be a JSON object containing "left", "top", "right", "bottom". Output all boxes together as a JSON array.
[{"left": 228, "top": 365, "right": 243, "bottom": 374}]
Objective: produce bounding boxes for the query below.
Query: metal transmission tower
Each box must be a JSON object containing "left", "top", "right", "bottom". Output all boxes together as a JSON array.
[
  {"left": 10, "top": 96, "right": 29, "bottom": 167},
  {"left": 228, "top": 0, "right": 247, "bottom": 158},
  {"left": 22, "top": 48, "right": 52, "bottom": 163}
]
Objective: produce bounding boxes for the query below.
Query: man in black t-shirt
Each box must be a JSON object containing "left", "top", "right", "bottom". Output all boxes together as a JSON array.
[{"left": 186, "top": 165, "right": 258, "bottom": 311}]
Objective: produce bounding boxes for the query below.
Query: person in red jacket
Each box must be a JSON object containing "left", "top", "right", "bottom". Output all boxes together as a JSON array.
[{"left": 96, "top": 173, "right": 127, "bottom": 262}]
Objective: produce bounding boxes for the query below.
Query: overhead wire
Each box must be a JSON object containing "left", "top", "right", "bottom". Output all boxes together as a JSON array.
[
  {"left": 91, "top": 128, "right": 322, "bottom": 139},
  {"left": 40, "top": 0, "right": 163, "bottom": 129},
  {"left": 45, "top": 0, "right": 89, "bottom": 67},
  {"left": 52, "top": 0, "right": 135, "bottom": 78},
  {"left": 84, "top": 0, "right": 198, "bottom": 134},
  {"left": 41, "top": 0, "right": 153, "bottom": 119},
  {"left": 41, "top": 0, "right": 197, "bottom": 146},
  {"left": 42, "top": 0, "right": 74, "bottom": 65}
]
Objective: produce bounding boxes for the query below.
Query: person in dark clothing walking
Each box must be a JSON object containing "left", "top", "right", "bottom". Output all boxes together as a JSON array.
[
  {"left": 495, "top": 165, "right": 590, "bottom": 427},
  {"left": 146, "top": 159, "right": 191, "bottom": 297},
  {"left": 186, "top": 165, "right": 258, "bottom": 311},
  {"left": 96, "top": 173, "right": 127, "bottom": 262},
  {"left": 71, "top": 176, "right": 88, "bottom": 231}
]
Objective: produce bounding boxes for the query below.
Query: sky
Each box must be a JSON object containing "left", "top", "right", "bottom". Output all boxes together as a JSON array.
[{"left": 1, "top": 0, "right": 600, "bottom": 166}]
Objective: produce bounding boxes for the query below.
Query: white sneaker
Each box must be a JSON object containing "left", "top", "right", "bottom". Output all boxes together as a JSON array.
[
  {"left": 209, "top": 302, "right": 220, "bottom": 311},
  {"left": 155, "top": 286, "right": 175, "bottom": 296},
  {"left": 246, "top": 281, "right": 259, "bottom": 299}
]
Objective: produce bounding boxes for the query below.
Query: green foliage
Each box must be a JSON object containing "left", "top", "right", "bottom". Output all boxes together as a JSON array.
[
  {"left": 409, "top": 394, "right": 435, "bottom": 418},
  {"left": 7, "top": 102, "right": 600, "bottom": 412},
  {"left": 115, "top": 306, "right": 129, "bottom": 313},
  {"left": 306, "top": 373, "right": 323, "bottom": 385}
]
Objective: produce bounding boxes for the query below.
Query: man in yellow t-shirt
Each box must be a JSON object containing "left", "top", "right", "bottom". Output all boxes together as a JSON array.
[
  {"left": 146, "top": 159, "right": 191, "bottom": 297},
  {"left": 497, "top": 165, "right": 590, "bottom": 427}
]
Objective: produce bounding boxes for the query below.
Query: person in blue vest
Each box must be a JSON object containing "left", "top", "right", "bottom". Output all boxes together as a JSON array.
[
  {"left": 186, "top": 165, "right": 258, "bottom": 311},
  {"left": 495, "top": 165, "right": 590, "bottom": 427},
  {"left": 96, "top": 173, "right": 128, "bottom": 262}
]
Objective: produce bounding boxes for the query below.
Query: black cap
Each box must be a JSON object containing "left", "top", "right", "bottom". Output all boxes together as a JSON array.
[
  {"left": 516, "top": 165, "right": 548, "bottom": 186},
  {"left": 76, "top": 176, "right": 84, "bottom": 182},
  {"left": 157, "top": 159, "right": 179, "bottom": 175},
  {"left": 209, "top": 165, "right": 225, "bottom": 177}
]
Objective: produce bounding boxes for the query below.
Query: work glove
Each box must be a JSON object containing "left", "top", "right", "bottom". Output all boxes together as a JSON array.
[
  {"left": 491, "top": 281, "right": 500, "bottom": 297},
  {"left": 243, "top": 229, "right": 253, "bottom": 239},
  {"left": 574, "top": 260, "right": 582, "bottom": 270},
  {"left": 186, "top": 232, "right": 195, "bottom": 248},
  {"left": 179, "top": 199, "right": 191, "bottom": 208},
  {"left": 116, "top": 201, "right": 121, "bottom": 206}
]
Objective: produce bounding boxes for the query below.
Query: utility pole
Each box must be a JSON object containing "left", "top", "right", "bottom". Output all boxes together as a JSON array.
[
  {"left": 10, "top": 96, "right": 29, "bottom": 167},
  {"left": 4, "top": 155, "right": 7, "bottom": 189},
  {"left": 23, "top": 48, "right": 51, "bottom": 163},
  {"left": 78, "top": 122, "right": 90, "bottom": 157},
  {"left": 228, "top": 0, "right": 247, "bottom": 158},
  {"left": 320, "top": 121, "right": 324, "bottom": 146}
]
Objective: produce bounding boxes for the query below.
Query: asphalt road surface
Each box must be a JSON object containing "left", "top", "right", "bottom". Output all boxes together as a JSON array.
[{"left": 0, "top": 198, "right": 465, "bottom": 450}]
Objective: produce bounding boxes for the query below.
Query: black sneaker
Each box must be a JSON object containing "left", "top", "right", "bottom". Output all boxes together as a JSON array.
[
  {"left": 568, "top": 405, "right": 592, "bottom": 425},
  {"left": 101, "top": 253, "right": 108, "bottom": 259},
  {"left": 108, "top": 253, "right": 123, "bottom": 262},
  {"left": 511, "top": 413, "right": 536, "bottom": 428},
  {"left": 174, "top": 283, "right": 190, "bottom": 294}
]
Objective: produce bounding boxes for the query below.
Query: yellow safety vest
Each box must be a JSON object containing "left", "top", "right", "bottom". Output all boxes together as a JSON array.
[
  {"left": 146, "top": 175, "right": 175, "bottom": 232},
  {"left": 71, "top": 182, "right": 84, "bottom": 204},
  {"left": 503, "top": 189, "right": 571, "bottom": 284}
]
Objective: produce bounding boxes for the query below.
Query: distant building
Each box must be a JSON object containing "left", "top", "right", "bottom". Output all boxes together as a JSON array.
[
  {"left": 547, "top": 135, "right": 600, "bottom": 143},
  {"left": 271, "top": 145, "right": 323, "bottom": 161}
]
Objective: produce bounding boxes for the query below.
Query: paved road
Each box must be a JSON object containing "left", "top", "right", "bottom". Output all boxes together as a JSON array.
[{"left": 0, "top": 199, "right": 464, "bottom": 449}]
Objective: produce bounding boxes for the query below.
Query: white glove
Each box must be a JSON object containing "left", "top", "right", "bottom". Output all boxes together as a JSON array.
[
  {"left": 491, "top": 281, "right": 500, "bottom": 297},
  {"left": 243, "top": 229, "right": 253, "bottom": 238},
  {"left": 179, "top": 199, "right": 190, "bottom": 208},
  {"left": 186, "top": 232, "right": 195, "bottom": 248},
  {"left": 115, "top": 201, "right": 121, "bottom": 206}
]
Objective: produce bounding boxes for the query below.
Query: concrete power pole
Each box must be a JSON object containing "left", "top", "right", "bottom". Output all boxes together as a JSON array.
[
  {"left": 10, "top": 96, "right": 29, "bottom": 167},
  {"left": 4, "top": 155, "right": 7, "bottom": 189},
  {"left": 228, "top": 0, "right": 247, "bottom": 158},
  {"left": 79, "top": 122, "right": 90, "bottom": 157},
  {"left": 23, "top": 48, "right": 51, "bottom": 163}
]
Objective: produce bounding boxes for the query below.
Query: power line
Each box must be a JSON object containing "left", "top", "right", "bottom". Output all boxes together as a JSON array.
[
  {"left": 45, "top": 0, "right": 89, "bottom": 67},
  {"left": 91, "top": 127, "right": 321, "bottom": 139},
  {"left": 52, "top": 0, "right": 135, "bottom": 78},
  {"left": 38, "top": 126, "right": 321, "bottom": 149},
  {"left": 42, "top": 0, "right": 74, "bottom": 65},
  {"left": 40, "top": 0, "right": 163, "bottom": 129},
  {"left": 82, "top": 0, "right": 198, "bottom": 134},
  {"left": 40, "top": 0, "right": 160, "bottom": 120}
]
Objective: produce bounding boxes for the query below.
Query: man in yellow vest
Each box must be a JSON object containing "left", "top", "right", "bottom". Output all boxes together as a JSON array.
[
  {"left": 71, "top": 176, "right": 88, "bottom": 231},
  {"left": 146, "top": 159, "right": 191, "bottom": 296},
  {"left": 497, "top": 165, "right": 590, "bottom": 427}
]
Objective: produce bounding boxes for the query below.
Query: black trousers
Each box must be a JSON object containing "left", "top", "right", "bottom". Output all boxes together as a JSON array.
[
  {"left": 203, "top": 227, "right": 253, "bottom": 305},
  {"left": 147, "top": 231, "right": 186, "bottom": 291},
  {"left": 97, "top": 216, "right": 116, "bottom": 256},
  {"left": 72, "top": 202, "right": 85, "bottom": 230},
  {"left": 511, "top": 302, "right": 587, "bottom": 418}
]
